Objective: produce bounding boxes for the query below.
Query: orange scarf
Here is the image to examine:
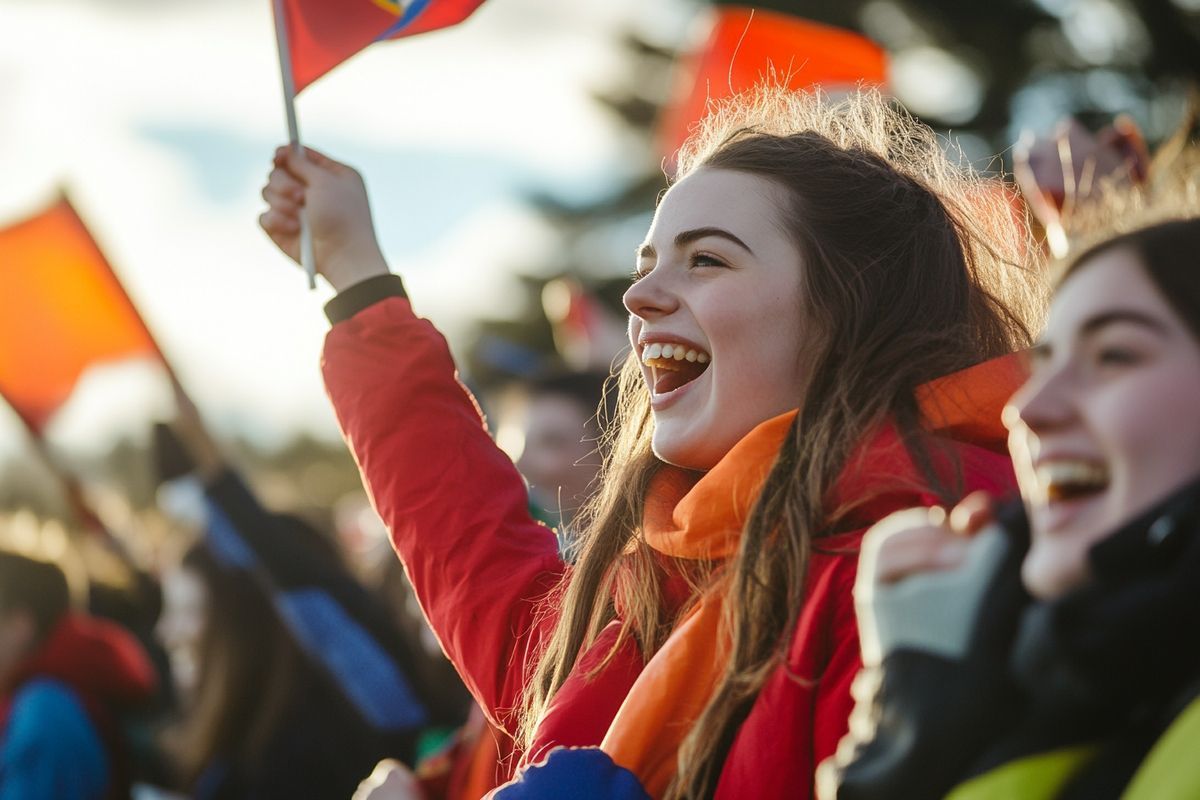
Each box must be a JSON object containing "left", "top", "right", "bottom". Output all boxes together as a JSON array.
[{"left": 599, "top": 354, "right": 1023, "bottom": 797}]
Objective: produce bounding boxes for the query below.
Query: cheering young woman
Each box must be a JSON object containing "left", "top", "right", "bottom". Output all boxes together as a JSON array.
[{"left": 259, "top": 88, "right": 1040, "bottom": 799}]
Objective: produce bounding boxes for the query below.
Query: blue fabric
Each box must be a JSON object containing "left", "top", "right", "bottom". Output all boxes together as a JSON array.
[
  {"left": 275, "top": 589, "right": 428, "bottom": 730},
  {"left": 204, "top": 501, "right": 258, "bottom": 570},
  {"left": 379, "top": 0, "right": 433, "bottom": 38},
  {"left": 0, "top": 680, "right": 108, "bottom": 800},
  {"left": 191, "top": 758, "right": 230, "bottom": 800},
  {"left": 493, "top": 747, "right": 652, "bottom": 800},
  {"left": 201, "top": 474, "right": 430, "bottom": 738}
]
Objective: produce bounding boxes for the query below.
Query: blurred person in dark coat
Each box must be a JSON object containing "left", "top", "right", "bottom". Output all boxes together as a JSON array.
[
  {"left": 148, "top": 393, "right": 466, "bottom": 797},
  {"left": 156, "top": 540, "right": 405, "bottom": 799}
]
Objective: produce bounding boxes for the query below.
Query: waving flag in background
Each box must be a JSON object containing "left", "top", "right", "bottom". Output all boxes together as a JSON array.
[
  {"left": 658, "top": 6, "right": 888, "bottom": 170},
  {"left": 0, "top": 196, "right": 164, "bottom": 434},
  {"left": 279, "top": 0, "right": 488, "bottom": 93}
]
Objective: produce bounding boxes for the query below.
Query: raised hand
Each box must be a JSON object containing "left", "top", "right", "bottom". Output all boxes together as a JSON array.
[{"left": 259, "top": 146, "right": 390, "bottom": 292}]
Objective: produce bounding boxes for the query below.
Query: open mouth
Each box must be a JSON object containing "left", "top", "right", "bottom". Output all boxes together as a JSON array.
[
  {"left": 1037, "top": 461, "right": 1110, "bottom": 503},
  {"left": 641, "top": 342, "right": 711, "bottom": 395}
]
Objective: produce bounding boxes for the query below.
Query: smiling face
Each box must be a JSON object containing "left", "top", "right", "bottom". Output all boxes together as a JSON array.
[
  {"left": 514, "top": 393, "right": 599, "bottom": 523},
  {"left": 156, "top": 565, "right": 208, "bottom": 698},
  {"left": 622, "top": 167, "right": 810, "bottom": 470},
  {"left": 1005, "top": 247, "right": 1200, "bottom": 599}
]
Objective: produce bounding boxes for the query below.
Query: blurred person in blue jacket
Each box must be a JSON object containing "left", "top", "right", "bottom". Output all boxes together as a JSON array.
[{"left": 0, "top": 549, "right": 156, "bottom": 800}]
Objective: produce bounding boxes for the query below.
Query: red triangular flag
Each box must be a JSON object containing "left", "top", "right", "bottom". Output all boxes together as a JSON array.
[{"left": 279, "top": 0, "right": 488, "bottom": 93}]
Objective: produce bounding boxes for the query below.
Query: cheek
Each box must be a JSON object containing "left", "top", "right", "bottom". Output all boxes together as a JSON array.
[
  {"left": 1099, "top": 367, "right": 1200, "bottom": 496},
  {"left": 713, "top": 299, "right": 805, "bottom": 390},
  {"left": 182, "top": 608, "right": 206, "bottom": 641},
  {"left": 158, "top": 607, "right": 199, "bottom": 648}
]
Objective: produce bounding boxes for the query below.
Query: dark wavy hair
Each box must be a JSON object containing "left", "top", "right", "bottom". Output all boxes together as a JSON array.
[{"left": 163, "top": 543, "right": 311, "bottom": 787}]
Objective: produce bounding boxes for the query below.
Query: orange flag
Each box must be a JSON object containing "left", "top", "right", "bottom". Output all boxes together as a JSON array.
[
  {"left": 0, "top": 197, "right": 162, "bottom": 433},
  {"left": 658, "top": 6, "right": 888, "bottom": 167}
]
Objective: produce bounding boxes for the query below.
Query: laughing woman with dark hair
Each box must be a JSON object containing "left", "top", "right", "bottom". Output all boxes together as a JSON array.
[
  {"left": 826, "top": 217, "right": 1200, "bottom": 800},
  {"left": 259, "top": 87, "right": 1040, "bottom": 799}
]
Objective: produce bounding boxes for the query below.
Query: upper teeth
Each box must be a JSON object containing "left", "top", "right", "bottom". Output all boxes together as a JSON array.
[
  {"left": 641, "top": 343, "right": 709, "bottom": 364},
  {"left": 1036, "top": 461, "right": 1109, "bottom": 489}
]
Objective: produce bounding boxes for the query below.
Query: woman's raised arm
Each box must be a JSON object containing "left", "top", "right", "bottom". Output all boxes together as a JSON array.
[{"left": 260, "top": 147, "right": 567, "bottom": 736}]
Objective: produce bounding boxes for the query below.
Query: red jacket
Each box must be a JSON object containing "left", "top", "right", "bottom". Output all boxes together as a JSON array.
[{"left": 322, "top": 289, "right": 1017, "bottom": 798}]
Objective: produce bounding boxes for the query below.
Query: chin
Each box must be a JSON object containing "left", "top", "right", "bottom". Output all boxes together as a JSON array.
[
  {"left": 651, "top": 433, "right": 718, "bottom": 471},
  {"left": 1021, "top": 549, "right": 1089, "bottom": 600},
  {"left": 652, "top": 445, "right": 707, "bottom": 471}
]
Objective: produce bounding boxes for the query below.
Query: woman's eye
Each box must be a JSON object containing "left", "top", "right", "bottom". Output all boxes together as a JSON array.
[
  {"left": 1096, "top": 347, "right": 1140, "bottom": 367},
  {"left": 1086, "top": 340, "right": 1146, "bottom": 373},
  {"left": 689, "top": 252, "right": 726, "bottom": 268}
]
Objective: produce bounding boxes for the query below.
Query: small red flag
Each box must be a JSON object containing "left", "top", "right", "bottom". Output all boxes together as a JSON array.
[
  {"left": 280, "top": 0, "right": 487, "bottom": 93},
  {"left": 0, "top": 197, "right": 162, "bottom": 433},
  {"left": 658, "top": 7, "right": 888, "bottom": 164}
]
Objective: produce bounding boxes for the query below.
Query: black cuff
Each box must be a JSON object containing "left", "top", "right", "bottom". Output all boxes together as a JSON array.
[{"left": 324, "top": 274, "right": 408, "bottom": 325}]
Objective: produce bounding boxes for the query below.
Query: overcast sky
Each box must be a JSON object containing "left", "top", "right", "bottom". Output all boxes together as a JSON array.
[{"left": 0, "top": 0, "right": 696, "bottom": 458}]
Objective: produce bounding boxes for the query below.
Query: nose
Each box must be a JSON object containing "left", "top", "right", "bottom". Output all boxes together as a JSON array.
[
  {"left": 622, "top": 268, "right": 679, "bottom": 320},
  {"left": 1005, "top": 364, "right": 1076, "bottom": 436}
]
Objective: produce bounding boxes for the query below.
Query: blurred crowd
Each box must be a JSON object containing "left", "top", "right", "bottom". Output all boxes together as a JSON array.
[
  {"left": 0, "top": 347, "right": 620, "bottom": 800},
  {"left": 0, "top": 359, "right": 614, "bottom": 799}
]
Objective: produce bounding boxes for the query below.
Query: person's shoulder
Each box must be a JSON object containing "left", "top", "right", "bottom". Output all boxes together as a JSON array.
[
  {"left": 7, "top": 678, "right": 92, "bottom": 734},
  {"left": 2, "top": 679, "right": 110, "bottom": 791}
]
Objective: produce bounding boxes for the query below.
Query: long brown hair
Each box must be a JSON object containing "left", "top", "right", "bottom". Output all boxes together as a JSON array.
[
  {"left": 164, "top": 543, "right": 308, "bottom": 787},
  {"left": 522, "top": 87, "right": 1042, "bottom": 798}
]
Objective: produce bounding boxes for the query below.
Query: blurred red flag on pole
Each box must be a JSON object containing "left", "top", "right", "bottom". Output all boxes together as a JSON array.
[
  {"left": 658, "top": 6, "right": 888, "bottom": 168},
  {"left": 280, "top": 0, "right": 488, "bottom": 93},
  {"left": 0, "top": 197, "right": 163, "bottom": 434}
]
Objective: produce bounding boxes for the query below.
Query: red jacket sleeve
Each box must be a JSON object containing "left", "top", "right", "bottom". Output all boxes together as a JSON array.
[{"left": 322, "top": 296, "right": 565, "bottom": 735}]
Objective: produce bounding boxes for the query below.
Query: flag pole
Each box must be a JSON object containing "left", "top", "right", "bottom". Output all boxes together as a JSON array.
[
  {"left": 271, "top": 0, "right": 317, "bottom": 290},
  {"left": 0, "top": 397, "right": 114, "bottom": 543}
]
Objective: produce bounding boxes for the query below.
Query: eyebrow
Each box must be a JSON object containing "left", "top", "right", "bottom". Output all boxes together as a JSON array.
[
  {"left": 1032, "top": 309, "right": 1171, "bottom": 358},
  {"left": 1079, "top": 309, "right": 1170, "bottom": 337},
  {"left": 636, "top": 226, "right": 755, "bottom": 259}
]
